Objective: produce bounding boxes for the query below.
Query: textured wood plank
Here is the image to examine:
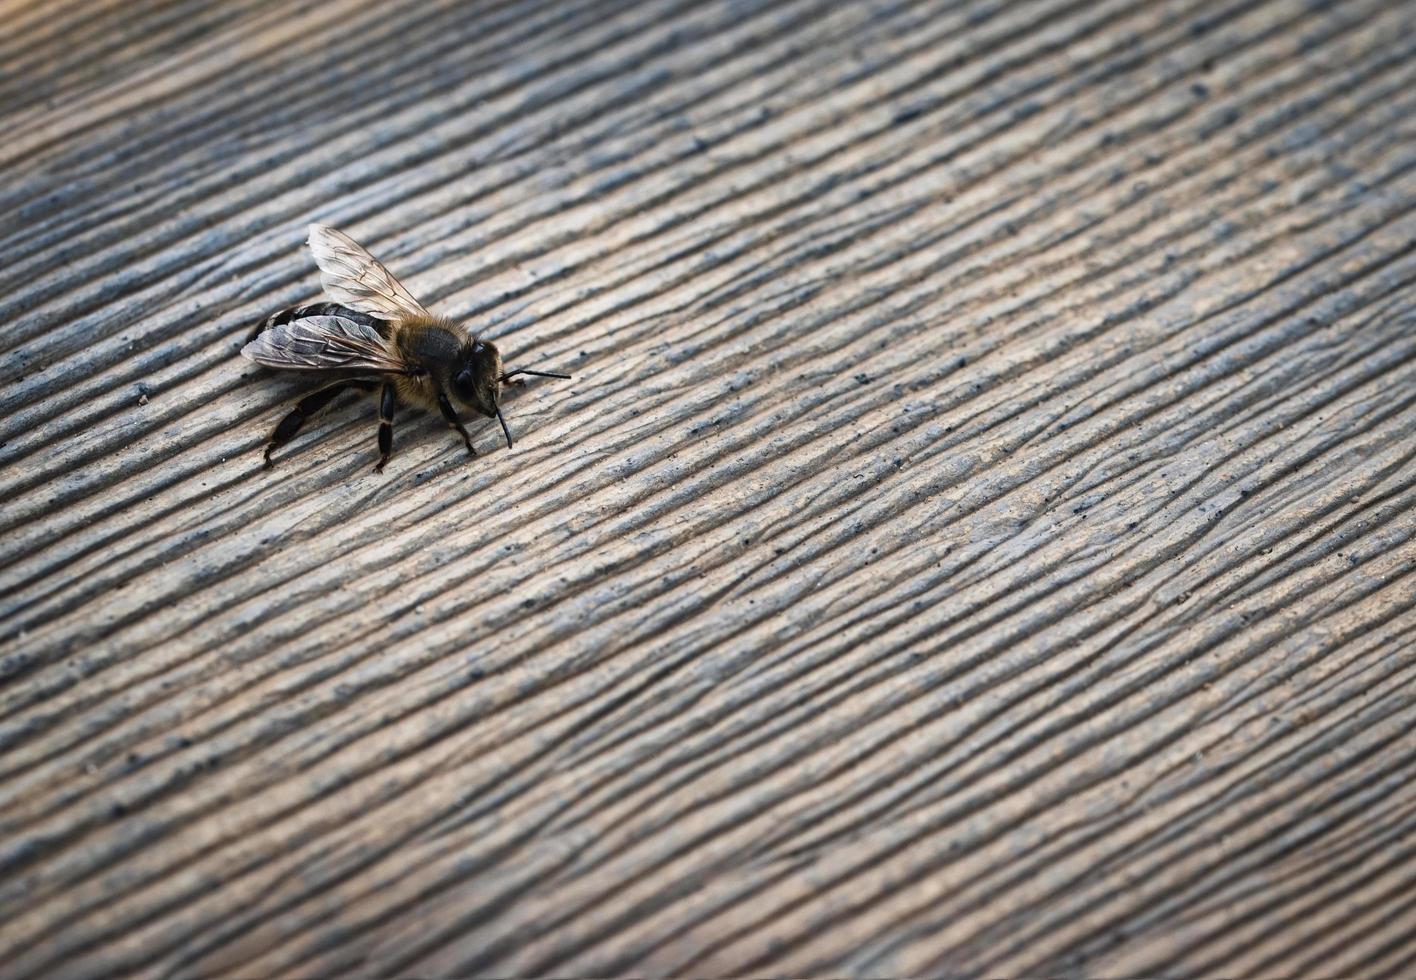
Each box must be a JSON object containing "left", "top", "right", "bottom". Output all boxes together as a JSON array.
[{"left": 2, "top": 0, "right": 1416, "bottom": 976}]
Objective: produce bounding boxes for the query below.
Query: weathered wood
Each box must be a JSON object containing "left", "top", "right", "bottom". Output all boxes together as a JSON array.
[{"left": 2, "top": 0, "right": 1415, "bottom": 976}]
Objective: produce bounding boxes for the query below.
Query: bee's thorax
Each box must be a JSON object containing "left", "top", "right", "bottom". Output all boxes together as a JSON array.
[{"left": 387, "top": 317, "right": 464, "bottom": 411}]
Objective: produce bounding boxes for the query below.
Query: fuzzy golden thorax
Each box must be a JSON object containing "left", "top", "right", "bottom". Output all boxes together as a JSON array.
[{"left": 390, "top": 317, "right": 503, "bottom": 417}]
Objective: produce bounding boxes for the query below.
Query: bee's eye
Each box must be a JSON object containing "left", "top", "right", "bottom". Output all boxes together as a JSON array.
[{"left": 452, "top": 369, "right": 478, "bottom": 403}]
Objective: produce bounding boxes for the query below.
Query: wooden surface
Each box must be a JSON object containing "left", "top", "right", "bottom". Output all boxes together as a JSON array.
[{"left": 3, "top": 0, "right": 1416, "bottom": 976}]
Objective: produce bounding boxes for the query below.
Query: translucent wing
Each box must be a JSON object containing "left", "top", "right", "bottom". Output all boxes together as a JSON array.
[
  {"left": 306, "top": 224, "right": 430, "bottom": 320},
  {"left": 241, "top": 314, "right": 410, "bottom": 373}
]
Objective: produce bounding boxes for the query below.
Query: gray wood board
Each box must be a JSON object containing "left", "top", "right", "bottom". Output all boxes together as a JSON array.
[{"left": 2, "top": 0, "right": 1415, "bottom": 976}]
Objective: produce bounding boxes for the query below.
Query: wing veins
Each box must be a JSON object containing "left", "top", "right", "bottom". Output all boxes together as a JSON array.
[
  {"left": 306, "top": 224, "right": 430, "bottom": 320},
  {"left": 241, "top": 314, "right": 409, "bottom": 374}
]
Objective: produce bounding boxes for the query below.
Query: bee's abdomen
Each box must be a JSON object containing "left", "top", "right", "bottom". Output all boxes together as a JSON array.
[{"left": 250, "top": 302, "right": 389, "bottom": 341}]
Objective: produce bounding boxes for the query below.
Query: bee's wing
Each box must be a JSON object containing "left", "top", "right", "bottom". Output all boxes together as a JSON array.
[
  {"left": 306, "top": 224, "right": 431, "bottom": 320},
  {"left": 241, "top": 314, "right": 410, "bottom": 373}
]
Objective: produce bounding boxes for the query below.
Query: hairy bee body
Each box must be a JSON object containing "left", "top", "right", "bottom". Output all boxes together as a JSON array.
[
  {"left": 387, "top": 316, "right": 473, "bottom": 413},
  {"left": 242, "top": 225, "right": 565, "bottom": 472}
]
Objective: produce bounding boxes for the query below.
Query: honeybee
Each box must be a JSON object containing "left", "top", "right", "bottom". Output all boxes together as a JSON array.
[{"left": 242, "top": 224, "right": 569, "bottom": 472}]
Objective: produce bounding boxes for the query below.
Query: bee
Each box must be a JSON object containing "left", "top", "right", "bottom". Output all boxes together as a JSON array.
[{"left": 242, "top": 224, "right": 570, "bottom": 472}]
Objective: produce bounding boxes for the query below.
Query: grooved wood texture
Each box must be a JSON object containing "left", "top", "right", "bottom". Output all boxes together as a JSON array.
[{"left": 3, "top": 0, "right": 1416, "bottom": 976}]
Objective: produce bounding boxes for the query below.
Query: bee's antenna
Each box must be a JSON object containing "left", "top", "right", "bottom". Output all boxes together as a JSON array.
[
  {"left": 500, "top": 369, "right": 572, "bottom": 381},
  {"left": 496, "top": 408, "right": 514, "bottom": 450}
]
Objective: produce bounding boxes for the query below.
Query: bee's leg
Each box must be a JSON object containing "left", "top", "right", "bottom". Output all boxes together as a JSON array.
[
  {"left": 375, "top": 382, "right": 397, "bottom": 473},
  {"left": 263, "top": 379, "right": 376, "bottom": 468},
  {"left": 435, "top": 389, "right": 476, "bottom": 456}
]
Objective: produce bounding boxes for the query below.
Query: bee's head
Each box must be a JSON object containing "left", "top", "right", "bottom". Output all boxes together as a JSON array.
[
  {"left": 452, "top": 340, "right": 503, "bottom": 418},
  {"left": 451, "top": 339, "right": 570, "bottom": 451}
]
